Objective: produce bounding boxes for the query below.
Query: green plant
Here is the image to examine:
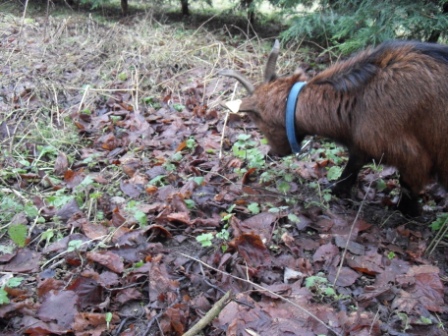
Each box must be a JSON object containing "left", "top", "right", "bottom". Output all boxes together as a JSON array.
[
  {"left": 282, "top": 0, "right": 448, "bottom": 55},
  {"left": 36, "top": 145, "right": 58, "bottom": 162},
  {"left": 326, "top": 166, "right": 342, "bottom": 181},
  {"left": 0, "top": 276, "right": 24, "bottom": 305},
  {"left": 185, "top": 137, "right": 196, "bottom": 150},
  {"left": 184, "top": 199, "right": 196, "bottom": 209},
  {"left": 143, "top": 97, "right": 162, "bottom": 109},
  {"left": 309, "top": 181, "right": 332, "bottom": 205},
  {"left": 287, "top": 213, "right": 301, "bottom": 224},
  {"left": 125, "top": 201, "right": 148, "bottom": 226},
  {"left": 375, "top": 179, "right": 387, "bottom": 192},
  {"left": 0, "top": 193, "right": 24, "bottom": 225},
  {"left": 46, "top": 189, "right": 74, "bottom": 209},
  {"left": 247, "top": 202, "right": 260, "bottom": 214},
  {"left": 189, "top": 176, "right": 204, "bottom": 185},
  {"left": 148, "top": 175, "right": 167, "bottom": 187},
  {"left": 0, "top": 245, "right": 14, "bottom": 255},
  {"left": 105, "top": 312, "right": 113, "bottom": 330},
  {"left": 39, "top": 229, "right": 58, "bottom": 248},
  {"left": 387, "top": 251, "right": 396, "bottom": 260},
  {"left": 418, "top": 316, "right": 433, "bottom": 325},
  {"left": 67, "top": 240, "right": 84, "bottom": 252},
  {"left": 276, "top": 180, "right": 291, "bottom": 194},
  {"left": 430, "top": 213, "right": 448, "bottom": 230},
  {"left": 216, "top": 228, "right": 230, "bottom": 252},
  {"left": 196, "top": 233, "right": 214, "bottom": 247},
  {"left": 397, "top": 312, "right": 411, "bottom": 332},
  {"left": 259, "top": 170, "right": 275, "bottom": 184},
  {"left": 79, "top": 0, "right": 110, "bottom": 9},
  {"left": 172, "top": 103, "right": 185, "bottom": 112},
  {"left": 8, "top": 224, "right": 27, "bottom": 248},
  {"left": 268, "top": 205, "right": 289, "bottom": 214},
  {"left": 232, "top": 134, "right": 265, "bottom": 168},
  {"left": 305, "top": 273, "right": 346, "bottom": 300},
  {"left": 315, "top": 142, "right": 347, "bottom": 166},
  {"left": 216, "top": 229, "right": 230, "bottom": 241},
  {"left": 118, "top": 72, "right": 128, "bottom": 81}
]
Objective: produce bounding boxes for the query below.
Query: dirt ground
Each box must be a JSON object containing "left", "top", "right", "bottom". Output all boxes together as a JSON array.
[{"left": 0, "top": 3, "right": 447, "bottom": 336}]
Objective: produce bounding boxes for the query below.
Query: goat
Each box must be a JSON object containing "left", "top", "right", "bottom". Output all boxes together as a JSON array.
[{"left": 220, "top": 40, "right": 448, "bottom": 216}]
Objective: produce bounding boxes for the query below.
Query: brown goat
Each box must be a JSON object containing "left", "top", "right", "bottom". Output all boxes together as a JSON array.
[{"left": 220, "top": 40, "right": 448, "bottom": 216}]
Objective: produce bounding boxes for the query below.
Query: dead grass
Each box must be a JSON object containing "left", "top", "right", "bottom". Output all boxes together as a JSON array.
[
  {"left": 0, "top": 3, "right": 309, "bottom": 230},
  {"left": 0, "top": 4, "right": 309, "bottom": 151}
]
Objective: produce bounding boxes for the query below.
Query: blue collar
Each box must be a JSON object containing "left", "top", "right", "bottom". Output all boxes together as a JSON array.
[{"left": 286, "top": 82, "right": 306, "bottom": 153}]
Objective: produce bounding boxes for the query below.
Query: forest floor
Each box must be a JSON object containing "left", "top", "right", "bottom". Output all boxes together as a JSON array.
[{"left": 0, "top": 3, "right": 447, "bottom": 336}]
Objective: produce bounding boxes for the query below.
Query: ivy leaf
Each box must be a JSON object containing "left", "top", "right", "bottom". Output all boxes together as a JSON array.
[
  {"left": 288, "top": 213, "right": 301, "bottom": 223},
  {"left": 7, "top": 277, "right": 24, "bottom": 288},
  {"left": 190, "top": 176, "right": 204, "bottom": 185},
  {"left": 327, "top": 166, "right": 343, "bottom": 181},
  {"left": 67, "top": 239, "right": 84, "bottom": 252},
  {"left": 133, "top": 210, "right": 147, "bottom": 226},
  {"left": 24, "top": 204, "right": 39, "bottom": 218},
  {"left": 185, "top": 199, "right": 196, "bottom": 209},
  {"left": 172, "top": 103, "right": 185, "bottom": 112},
  {"left": 247, "top": 203, "right": 260, "bottom": 214},
  {"left": 0, "top": 288, "right": 10, "bottom": 305},
  {"left": 277, "top": 181, "right": 291, "bottom": 193},
  {"left": 8, "top": 224, "right": 27, "bottom": 248},
  {"left": 376, "top": 178, "right": 387, "bottom": 191},
  {"left": 196, "top": 233, "right": 213, "bottom": 247}
]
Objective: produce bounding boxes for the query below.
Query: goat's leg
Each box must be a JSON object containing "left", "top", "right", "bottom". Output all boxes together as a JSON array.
[
  {"left": 397, "top": 177, "right": 421, "bottom": 217},
  {"left": 331, "top": 151, "right": 368, "bottom": 197},
  {"left": 396, "top": 151, "right": 432, "bottom": 217}
]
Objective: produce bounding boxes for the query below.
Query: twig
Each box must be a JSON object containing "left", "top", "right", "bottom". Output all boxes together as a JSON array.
[
  {"left": 333, "top": 178, "right": 374, "bottom": 286},
  {"left": 143, "top": 288, "right": 182, "bottom": 336},
  {"left": 426, "top": 215, "right": 448, "bottom": 255},
  {"left": 78, "top": 85, "right": 90, "bottom": 113},
  {"left": 20, "top": 0, "right": 29, "bottom": 37},
  {"left": 134, "top": 67, "right": 139, "bottom": 114},
  {"left": 183, "top": 291, "right": 232, "bottom": 336}
]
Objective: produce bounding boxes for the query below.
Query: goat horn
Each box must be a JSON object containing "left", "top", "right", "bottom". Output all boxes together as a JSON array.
[
  {"left": 219, "top": 70, "right": 255, "bottom": 94},
  {"left": 264, "top": 39, "right": 280, "bottom": 82}
]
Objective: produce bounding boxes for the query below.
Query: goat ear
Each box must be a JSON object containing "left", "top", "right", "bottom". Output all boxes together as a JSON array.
[
  {"left": 223, "top": 99, "right": 243, "bottom": 114},
  {"left": 222, "top": 99, "right": 258, "bottom": 116}
]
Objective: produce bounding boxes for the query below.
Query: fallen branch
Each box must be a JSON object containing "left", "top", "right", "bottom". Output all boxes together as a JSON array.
[{"left": 183, "top": 290, "right": 232, "bottom": 336}]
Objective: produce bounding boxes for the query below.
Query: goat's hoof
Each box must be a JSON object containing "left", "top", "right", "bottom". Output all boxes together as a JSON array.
[
  {"left": 330, "top": 184, "right": 351, "bottom": 199},
  {"left": 396, "top": 200, "right": 422, "bottom": 217}
]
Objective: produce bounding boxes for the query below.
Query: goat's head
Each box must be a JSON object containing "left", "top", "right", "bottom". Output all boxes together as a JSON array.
[{"left": 220, "top": 40, "right": 309, "bottom": 156}]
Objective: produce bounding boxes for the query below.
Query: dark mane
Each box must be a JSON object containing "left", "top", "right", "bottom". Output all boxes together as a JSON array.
[
  {"left": 312, "top": 40, "right": 448, "bottom": 93},
  {"left": 406, "top": 40, "right": 448, "bottom": 64}
]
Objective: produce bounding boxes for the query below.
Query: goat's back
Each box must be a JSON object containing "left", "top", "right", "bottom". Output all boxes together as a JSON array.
[{"left": 306, "top": 41, "right": 448, "bottom": 187}]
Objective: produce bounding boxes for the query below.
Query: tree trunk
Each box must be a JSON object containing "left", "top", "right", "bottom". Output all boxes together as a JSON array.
[
  {"left": 241, "top": 0, "right": 254, "bottom": 24},
  {"left": 181, "top": 0, "right": 190, "bottom": 16},
  {"left": 428, "top": 3, "right": 448, "bottom": 42},
  {"left": 121, "top": 0, "right": 128, "bottom": 15}
]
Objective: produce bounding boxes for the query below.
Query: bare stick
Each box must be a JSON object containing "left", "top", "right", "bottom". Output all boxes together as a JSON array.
[
  {"left": 333, "top": 166, "right": 377, "bottom": 286},
  {"left": 183, "top": 291, "right": 232, "bottom": 336}
]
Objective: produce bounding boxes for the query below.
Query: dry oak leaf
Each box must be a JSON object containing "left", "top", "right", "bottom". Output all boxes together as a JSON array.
[
  {"left": 230, "top": 233, "right": 271, "bottom": 267},
  {"left": 86, "top": 251, "right": 124, "bottom": 273},
  {"left": 37, "top": 290, "right": 78, "bottom": 330}
]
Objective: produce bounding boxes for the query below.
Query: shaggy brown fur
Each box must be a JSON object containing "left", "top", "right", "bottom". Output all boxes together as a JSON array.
[{"left": 222, "top": 40, "right": 448, "bottom": 216}]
